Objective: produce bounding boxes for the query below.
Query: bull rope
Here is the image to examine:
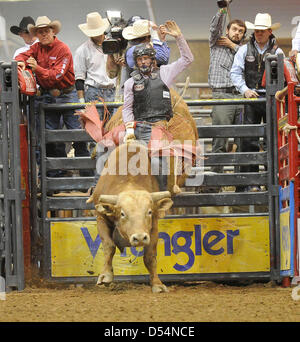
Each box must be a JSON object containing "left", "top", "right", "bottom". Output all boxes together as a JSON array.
[
  {"left": 172, "top": 76, "right": 190, "bottom": 110},
  {"left": 171, "top": 77, "right": 197, "bottom": 194},
  {"left": 98, "top": 96, "right": 111, "bottom": 124},
  {"left": 149, "top": 142, "right": 181, "bottom": 194}
]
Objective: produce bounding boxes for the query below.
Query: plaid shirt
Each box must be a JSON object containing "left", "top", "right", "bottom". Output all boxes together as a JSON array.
[{"left": 208, "top": 11, "right": 239, "bottom": 89}]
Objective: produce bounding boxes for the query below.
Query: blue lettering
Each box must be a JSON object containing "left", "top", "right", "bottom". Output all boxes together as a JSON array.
[
  {"left": 171, "top": 231, "right": 194, "bottom": 272},
  {"left": 120, "top": 249, "right": 127, "bottom": 257},
  {"left": 81, "top": 227, "right": 102, "bottom": 258},
  {"left": 194, "top": 225, "right": 202, "bottom": 255},
  {"left": 226, "top": 230, "right": 240, "bottom": 254},
  {"left": 158, "top": 232, "right": 171, "bottom": 256},
  {"left": 203, "top": 230, "right": 225, "bottom": 255},
  {"left": 80, "top": 225, "right": 240, "bottom": 272}
]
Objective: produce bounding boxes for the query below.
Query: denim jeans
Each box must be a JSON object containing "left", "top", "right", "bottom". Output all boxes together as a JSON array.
[
  {"left": 85, "top": 85, "right": 116, "bottom": 120},
  {"left": 35, "top": 89, "right": 92, "bottom": 177},
  {"left": 134, "top": 122, "right": 152, "bottom": 144},
  {"left": 135, "top": 122, "right": 168, "bottom": 190},
  {"left": 211, "top": 92, "right": 243, "bottom": 173},
  {"left": 240, "top": 98, "right": 266, "bottom": 173}
]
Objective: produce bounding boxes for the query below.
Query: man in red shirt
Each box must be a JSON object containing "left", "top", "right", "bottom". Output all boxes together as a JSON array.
[{"left": 16, "top": 16, "right": 92, "bottom": 177}]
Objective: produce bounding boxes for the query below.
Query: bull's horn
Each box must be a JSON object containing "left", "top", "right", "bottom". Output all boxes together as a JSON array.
[
  {"left": 151, "top": 191, "right": 171, "bottom": 202},
  {"left": 99, "top": 195, "right": 118, "bottom": 204}
]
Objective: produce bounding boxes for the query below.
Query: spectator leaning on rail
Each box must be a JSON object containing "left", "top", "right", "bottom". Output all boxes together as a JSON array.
[
  {"left": 208, "top": 1, "right": 246, "bottom": 189},
  {"left": 74, "top": 12, "right": 116, "bottom": 119},
  {"left": 15, "top": 16, "right": 91, "bottom": 177},
  {"left": 230, "top": 13, "right": 284, "bottom": 192},
  {"left": 10, "top": 16, "right": 39, "bottom": 59},
  {"left": 122, "top": 20, "right": 193, "bottom": 190}
]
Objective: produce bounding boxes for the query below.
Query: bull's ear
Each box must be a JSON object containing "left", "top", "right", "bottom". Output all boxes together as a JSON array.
[
  {"left": 95, "top": 203, "right": 116, "bottom": 217},
  {"left": 156, "top": 198, "right": 173, "bottom": 219}
]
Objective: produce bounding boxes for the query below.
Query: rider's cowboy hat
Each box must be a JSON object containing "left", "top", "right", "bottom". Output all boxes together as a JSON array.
[
  {"left": 28, "top": 16, "right": 61, "bottom": 35},
  {"left": 78, "top": 12, "right": 109, "bottom": 37},
  {"left": 245, "top": 13, "right": 281, "bottom": 31},
  {"left": 122, "top": 19, "right": 151, "bottom": 40},
  {"left": 10, "top": 16, "right": 35, "bottom": 35}
]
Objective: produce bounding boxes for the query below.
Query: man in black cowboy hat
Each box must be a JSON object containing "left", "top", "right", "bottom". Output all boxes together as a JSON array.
[{"left": 10, "top": 16, "right": 38, "bottom": 59}]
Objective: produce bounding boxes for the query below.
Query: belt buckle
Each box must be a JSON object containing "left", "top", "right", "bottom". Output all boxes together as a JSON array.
[{"left": 100, "top": 84, "right": 112, "bottom": 89}]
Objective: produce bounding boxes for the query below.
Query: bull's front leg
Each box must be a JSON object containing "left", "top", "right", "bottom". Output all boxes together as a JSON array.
[
  {"left": 143, "top": 222, "right": 168, "bottom": 293},
  {"left": 96, "top": 216, "right": 116, "bottom": 285}
]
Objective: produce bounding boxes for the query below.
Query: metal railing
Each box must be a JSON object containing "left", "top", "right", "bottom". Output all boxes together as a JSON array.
[
  {"left": 0, "top": 54, "right": 286, "bottom": 286},
  {"left": 25, "top": 54, "right": 284, "bottom": 283},
  {"left": 0, "top": 61, "right": 25, "bottom": 291}
]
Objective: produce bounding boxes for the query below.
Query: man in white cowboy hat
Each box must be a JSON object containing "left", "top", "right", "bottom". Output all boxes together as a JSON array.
[
  {"left": 15, "top": 15, "right": 92, "bottom": 178},
  {"left": 10, "top": 16, "right": 38, "bottom": 59},
  {"left": 230, "top": 13, "right": 284, "bottom": 192},
  {"left": 74, "top": 12, "right": 116, "bottom": 118}
]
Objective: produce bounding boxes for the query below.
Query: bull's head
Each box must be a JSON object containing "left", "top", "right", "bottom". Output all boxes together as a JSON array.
[{"left": 94, "top": 191, "right": 173, "bottom": 248}]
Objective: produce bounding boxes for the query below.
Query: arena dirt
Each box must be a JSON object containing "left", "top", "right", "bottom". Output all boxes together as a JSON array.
[{"left": 0, "top": 280, "right": 299, "bottom": 322}]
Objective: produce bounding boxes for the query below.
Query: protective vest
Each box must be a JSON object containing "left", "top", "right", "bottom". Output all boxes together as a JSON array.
[
  {"left": 132, "top": 69, "right": 173, "bottom": 122},
  {"left": 245, "top": 34, "right": 278, "bottom": 90}
]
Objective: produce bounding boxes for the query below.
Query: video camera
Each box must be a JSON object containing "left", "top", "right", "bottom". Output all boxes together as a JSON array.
[
  {"left": 217, "top": 0, "right": 232, "bottom": 8},
  {"left": 102, "top": 11, "right": 128, "bottom": 55}
]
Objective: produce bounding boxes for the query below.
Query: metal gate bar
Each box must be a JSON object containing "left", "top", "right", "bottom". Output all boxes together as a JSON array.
[
  {"left": 265, "top": 54, "right": 285, "bottom": 280},
  {"left": 37, "top": 101, "right": 272, "bottom": 282},
  {"left": 0, "top": 61, "right": 25, "bottom": 291}
]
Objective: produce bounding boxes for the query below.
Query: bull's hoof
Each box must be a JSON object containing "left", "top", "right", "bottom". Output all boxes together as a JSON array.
[
  {"left": 151, "top": 284, "right": 169, "bottom": 293},
  {"left": 96, "top": 273, "right": 113, "bottom": 285}
]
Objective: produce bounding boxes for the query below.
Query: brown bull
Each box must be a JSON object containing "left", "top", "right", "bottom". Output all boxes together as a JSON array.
[{"left": 87, "top": 141, "right": 173, "bottom": 293}]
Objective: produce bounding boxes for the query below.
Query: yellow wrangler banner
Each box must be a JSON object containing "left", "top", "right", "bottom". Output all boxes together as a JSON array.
[{"left": 51, "top": 216, "right": 270, "bottom": 277}]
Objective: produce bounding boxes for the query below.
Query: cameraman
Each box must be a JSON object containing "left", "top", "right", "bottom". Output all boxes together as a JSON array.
[
  {"left": 107, "top": 18, "right": 170, "bottom": 90},
  {"left": 74, "top": 12, "right": 116, "bottom": 119}
]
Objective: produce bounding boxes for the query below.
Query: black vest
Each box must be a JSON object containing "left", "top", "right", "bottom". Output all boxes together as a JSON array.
[
  {"left": 132, "top": 69, "right": 173, "bottom": 122},
  {"left": 245, "top": 34, "right": 278, "bottom": 90}
]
